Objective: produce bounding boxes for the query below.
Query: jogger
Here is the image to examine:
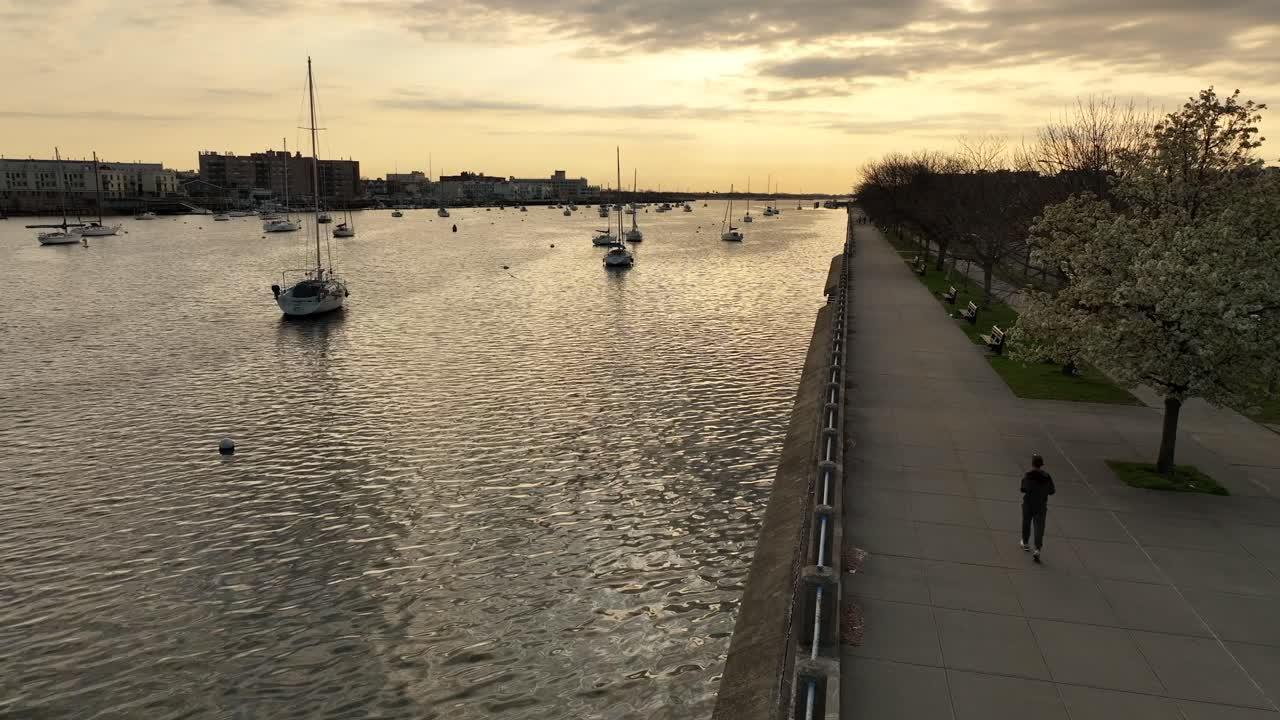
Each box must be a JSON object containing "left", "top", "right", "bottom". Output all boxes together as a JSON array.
[{"left": 1019, "top": 454, "right": 1056, "bottom": 563}]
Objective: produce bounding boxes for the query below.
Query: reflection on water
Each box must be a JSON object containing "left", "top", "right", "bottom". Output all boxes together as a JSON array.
[{"left": 0, "top": 205, "right": 846, "bottom": 719}]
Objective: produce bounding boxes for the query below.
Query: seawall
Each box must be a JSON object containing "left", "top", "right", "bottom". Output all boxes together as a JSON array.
[{"left": 713, "top": 210, "right": 852, "bottom": 720}]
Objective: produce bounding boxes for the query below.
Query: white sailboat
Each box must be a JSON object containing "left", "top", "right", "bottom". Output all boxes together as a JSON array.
[
  {"left": 263, "top": 139, "right": 301, "bottom": 233},
  {"left": 721, "top": 185, "right": 744, "bottom": 242},
  {"left": 742, "top": 177, "right": 753, "bottom": 223},
  {"left": 333, "top": 201, "right": 356, "bottom": 237},
  {"left": 78, "top": 152, "right": 122, "bottom": 236},
  {"left": 134, "top": 211, "right": 157, "bottom": 220},
  {"left": 604, "top": 148, "right": 634, "bottom": 268},
  {"left": 31, "top": 147, "right": 84, "bottom": 245},
  {"left": 270, "top": 58, "right": 348, "bottom": 317},
  {"left": 436, "top": 171, "right": 450, "bottom": 217},
  {"left": 625, "top": 169, "right": 643, "bottom": 242}
]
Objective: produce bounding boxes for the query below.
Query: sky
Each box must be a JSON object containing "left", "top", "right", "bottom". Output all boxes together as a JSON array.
[{"left": 2, "top": 0, "right": 1278, "bottom": 193}]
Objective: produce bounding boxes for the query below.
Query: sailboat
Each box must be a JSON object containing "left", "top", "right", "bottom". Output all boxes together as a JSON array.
[
  {"left": 333, "top": 202, "right": 355, "bottom": 237},
  {"left": 625, "top": 169, "right": 643, "bottom": 242},
  {"left": 721, "top": 185, "right": 744, "bottom": 242},
  {"left": 742, "top": 177, "right": 753, "bottom": 223},
  {"left": 78, "top": 152, "right": 122, "bottom": 236},
  {"left": 436, "top": 170, "right": 450, "bottom": 217},
  {"left": 263, "top": 139, "right": 301, "bottom": 233},
  {"left": 30, "top": 148, "right": 84, "bottom": 245},
  {"left": 270, "top": 57, "right": 348, "bottom": 317},
  {"left": 603, "top": 148, "right": 634, "bottom": 268}
]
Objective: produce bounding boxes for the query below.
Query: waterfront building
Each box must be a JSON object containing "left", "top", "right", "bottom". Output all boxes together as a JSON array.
[
  {"left": 197, "top": 149, "right": 361, "bottom": 205},
  {"left": 436, "top": 169, "right": 598, "bottom": 203},
  {"left": 0, "top": 156, "right": 179, "bottom": 213},
  {"left": 386, "top": 171, "right": 430, "bottom": 197}
]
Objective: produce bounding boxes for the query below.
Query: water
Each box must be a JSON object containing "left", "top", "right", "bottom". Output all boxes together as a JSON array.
[{"left": 0, "top": 203, "right": 844, "bottom": 719}]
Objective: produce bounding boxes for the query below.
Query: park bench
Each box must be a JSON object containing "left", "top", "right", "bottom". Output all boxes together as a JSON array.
[
  {"left": 957, "top": 301, "right": 979, "bottom": 325},
  {"left": 981, "top": 325, "right": 1006, "bottom": 354},
  {"left": 939, "top": 286, "right": 958, "bottom": 305}
]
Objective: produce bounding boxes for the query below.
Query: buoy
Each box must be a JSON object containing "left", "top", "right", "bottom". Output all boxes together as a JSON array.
[
  {"left": 452, "top": 224, "right": 457, "bottom": 232},
  {"left": 550, "top": 243, "right": 555, "bottom": 248},
  {"left": 219, "top": 438, "right": 236, "bottom": 455},
  {"left": 502, "top": 265, "right": 510, "bottom": 270}
]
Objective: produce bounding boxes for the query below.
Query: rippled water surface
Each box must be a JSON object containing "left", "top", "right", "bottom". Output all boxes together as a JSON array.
[{"left": 0, "top": 204, "right": 844, "bottom": 718}]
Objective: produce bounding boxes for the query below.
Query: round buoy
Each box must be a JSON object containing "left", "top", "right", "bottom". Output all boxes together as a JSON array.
[
  {"left": 550, "top": 243, "right": 555, "bottom": 248},
  {"left": 452, "top": 224, "right": 457, "bottom": 232},
  {"left": 502, "top": 265, "right": 510, "bottom": 270},
  {"left": 219, "top": 438, "right": 236, "bottom": 455}
]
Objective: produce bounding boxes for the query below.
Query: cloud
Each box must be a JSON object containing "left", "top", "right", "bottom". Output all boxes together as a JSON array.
[
  {"left": 755, "top": 1, "right": 1280, "bottom": 83},
  {"left": 744, "top": 86, "right": 862, "bottom": 102},
  {"left": 378, "top": 92, "right": 729, "bottom": 120},
  {"left": 197, "top": 88, "right": 277, "bottom": 101},
  {"left": 821, "top": 112, "right": 1029, "bottom": 137},
  {"left": 0, "top": 109, "right": 254, "bottom": 124},
  {"left": 482, "top": 127, "right": 699, "bottom": 141}
]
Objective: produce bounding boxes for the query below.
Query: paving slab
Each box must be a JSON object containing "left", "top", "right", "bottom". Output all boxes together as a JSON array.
[
  {"left": 844, "top": 597, "right": 942, "bottom": 666},
  {"left": 1030, "top": 619, "right": 1164, "bottom": 693},
  {"left": 1057, "top": 685, "right": 1182, "bottom": 719},
  {"left": 842, "top": 657, "right": 955, "bottom": 720},
  {"left": 946, "top": 670, "right": 1068, "bottom": 720}
]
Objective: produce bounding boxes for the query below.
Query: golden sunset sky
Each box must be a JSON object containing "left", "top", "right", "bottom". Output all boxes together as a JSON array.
[{"left": 2, "top": 0, "right": 1277, "bottom": 192}]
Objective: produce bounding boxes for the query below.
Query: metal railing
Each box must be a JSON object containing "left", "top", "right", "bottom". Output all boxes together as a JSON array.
[{"left": 793, "top": 208, "right": 853, "bottom": 719}]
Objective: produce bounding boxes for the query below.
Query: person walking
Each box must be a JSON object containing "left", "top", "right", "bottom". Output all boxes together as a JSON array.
[{"left": 1020, "top": 454, "right": 1055, "bottom": 563}]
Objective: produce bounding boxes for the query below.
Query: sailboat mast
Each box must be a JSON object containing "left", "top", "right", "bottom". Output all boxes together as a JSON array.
[
  {"left": 631, "top": 169, "right": 637, "bottom": 231},
  {"left": 282, "top": 137, "right": 289, "bottom": 219},
  {"left": 307, "top": 57, "right": 322, "bottom": 271},
  {"left": 615, "top": 147, "right": 622, "bottom": 238},
  {"left": 93, "top": 151, "right": 104, "bottom": 223},
  {"left": 55, "top": 147, "right": 67, "bottom": 228}
]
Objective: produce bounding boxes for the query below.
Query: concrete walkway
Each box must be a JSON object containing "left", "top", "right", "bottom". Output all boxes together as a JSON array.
[{"left": 841, "top": 223, "right": 1280, "bottom": 720}]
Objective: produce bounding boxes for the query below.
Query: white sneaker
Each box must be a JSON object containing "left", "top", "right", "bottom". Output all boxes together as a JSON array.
[
  {"left": 1019, "top": 540, "right": 1029, "bottom": 552},
  {"left": 1033, "top": 550, "right": 1042, "bottom": 563}
]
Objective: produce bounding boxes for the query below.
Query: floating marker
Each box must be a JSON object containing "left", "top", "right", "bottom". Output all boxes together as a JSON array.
[{"left": 219, "top": 438, "right": 236, "bottom": 455}]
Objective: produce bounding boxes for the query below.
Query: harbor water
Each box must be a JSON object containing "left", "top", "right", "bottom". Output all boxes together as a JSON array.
[{"left": 0, "top": 204, "right": 845, "bottom": 718}]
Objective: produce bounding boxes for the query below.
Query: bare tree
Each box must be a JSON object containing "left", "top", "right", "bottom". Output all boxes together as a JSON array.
[{"left": 1025, "top": 96, "right": 1154, "bottom": 198}]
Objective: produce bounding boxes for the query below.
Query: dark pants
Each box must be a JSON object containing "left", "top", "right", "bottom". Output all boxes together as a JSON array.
[{"left": 1022, "top": 503, "right": 1047, "bottom": 549}]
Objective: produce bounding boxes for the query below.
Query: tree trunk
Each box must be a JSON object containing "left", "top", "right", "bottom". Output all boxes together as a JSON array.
[
  {"left": 935, "top": 237, "right": 949, "bottom": 271},
  {"left": 1156, "top": 397, "right": 1182, "bottom": 475},
  {"left": 981, "top": 262, "right": 994, "bottom": 308}
]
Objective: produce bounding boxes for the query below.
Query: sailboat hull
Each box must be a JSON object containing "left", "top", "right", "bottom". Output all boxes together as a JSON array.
[
  {"left": 38, "top": 233, "right": 81, "bottom": 245},
  {"left": 277, "top": 279, "right": 347, "bottom": 317}
]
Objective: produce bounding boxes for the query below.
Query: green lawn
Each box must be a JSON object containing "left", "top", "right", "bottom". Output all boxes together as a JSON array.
[
  {"left": 888, "top": 241, "right": 1139, "bottom": 405},
  {"left": 1246, "top": 395, "right": 1280, "bottom": 425},
  {"left": 1107, "top": 460, "right": 1229, "bottom": 496}
]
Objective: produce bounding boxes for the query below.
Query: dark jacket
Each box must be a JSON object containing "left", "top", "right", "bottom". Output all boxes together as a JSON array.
[{"left": 1021, "top": 469, "right": 1055, "bottom": 508}]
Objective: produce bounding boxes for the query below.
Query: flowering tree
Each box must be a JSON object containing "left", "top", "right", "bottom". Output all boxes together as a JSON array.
[{"left": 1015, "top": 89, "right": 1280, "bottom": 473}]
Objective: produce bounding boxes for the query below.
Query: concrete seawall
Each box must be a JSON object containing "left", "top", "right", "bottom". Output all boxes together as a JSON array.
[{"left": 714, "top": 212, "right": 852, "bottom": 720}]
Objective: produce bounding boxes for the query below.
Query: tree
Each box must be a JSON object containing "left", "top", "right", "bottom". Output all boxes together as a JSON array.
[{"left": 1015, "top": 88, "right": 1280, "bottom": 474}]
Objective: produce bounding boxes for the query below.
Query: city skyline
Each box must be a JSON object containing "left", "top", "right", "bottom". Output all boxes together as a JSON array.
[{"left": 2, "top": 1, "right": 1278, "bottom": 193}]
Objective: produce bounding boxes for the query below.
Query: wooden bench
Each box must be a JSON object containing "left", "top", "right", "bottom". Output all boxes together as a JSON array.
[
  {"left": 957, "top": 301, "right": 979, "bottom": 325},
  {"left": 939, "top": 286, "right": 958, "bottom": 305},
  {"left": 981, "top": 325, "right": 1006, "bottom": 354}
]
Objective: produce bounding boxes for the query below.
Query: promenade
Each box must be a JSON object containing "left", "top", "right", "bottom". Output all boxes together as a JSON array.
[{"left": 841, "top": 223, "right": 1280, "bottom": 719}]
